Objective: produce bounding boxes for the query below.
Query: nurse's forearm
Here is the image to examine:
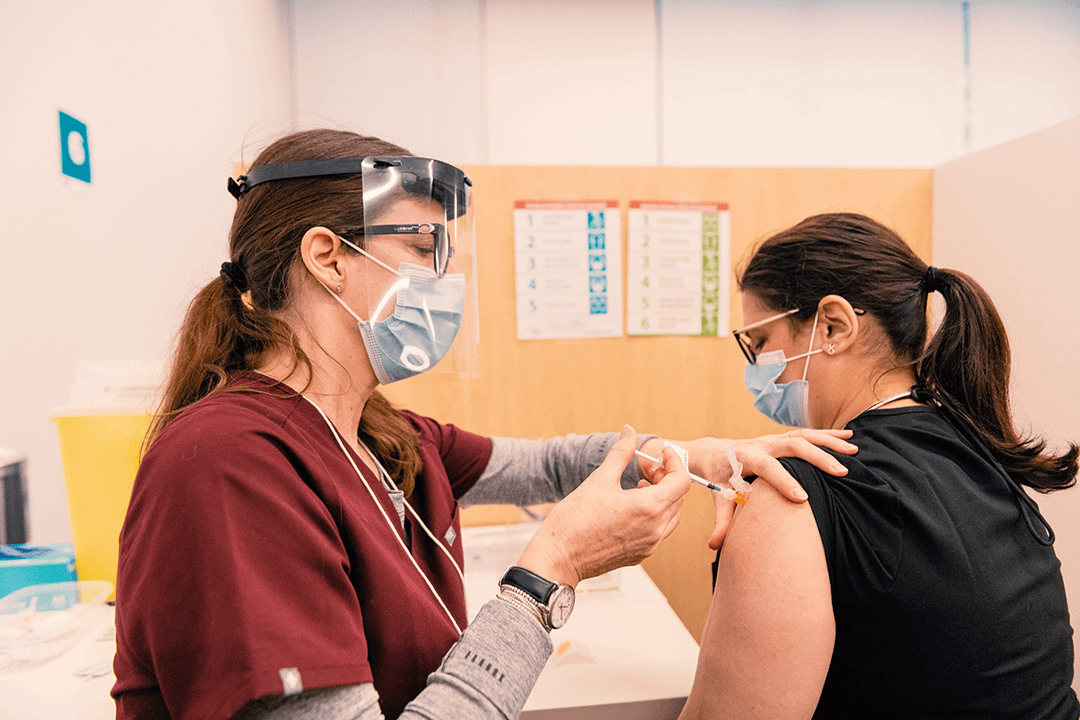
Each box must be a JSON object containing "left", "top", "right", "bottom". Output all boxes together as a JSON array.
[
  {"left": 462, "top": 432, "right": 657, "bottom": 507},
  {"left": 404, "top": 599, "right": 552, "bottom": 719}
]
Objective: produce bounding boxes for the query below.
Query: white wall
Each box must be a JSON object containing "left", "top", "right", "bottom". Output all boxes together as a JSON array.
[
  {"left": 295, "top": 0, "right": 1080, "bottom": 167},
  {"left": 662, "top": 0, "right": 1080, "bottom": 166},
  {"left": 661, "top": 0, "right": 967, "bottom": 167},
  {"left": 968, "top": 2, "right": 1080, "bottom": 154},
  {"left": 933, "top": 117, "right": 1080, "bottom": 690},
  {"left": 0, "top": 0, "right": 293, "bottom": 543},
  {"left": 291, "top": 0, "right": 487, "bottom": 163},
  {"left": 484, "top": 0, "right": 659, "bottom": 165},
  {"left": 293, "top": 0, "right": 658, "bottom": 166}
]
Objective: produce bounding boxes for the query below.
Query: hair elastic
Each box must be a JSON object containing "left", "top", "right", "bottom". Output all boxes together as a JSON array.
[
  {"left": 220, "top": 261, "right": 248, "bottom": 292},
  {"left": 924, "top": 266, "right": 940, "bottom": 294}
]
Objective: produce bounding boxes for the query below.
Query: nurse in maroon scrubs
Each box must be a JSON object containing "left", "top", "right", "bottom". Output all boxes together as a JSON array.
[{"left": 112, "top": 129, "right": 856, "bottom": 720}]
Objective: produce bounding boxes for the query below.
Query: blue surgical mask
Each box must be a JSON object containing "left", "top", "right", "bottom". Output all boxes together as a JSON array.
[
  {"left": 324, "top": 241, "right": 466, "bottom": 384},
  {"left": 743, "top": 312, "right": 822, "bottom": 428}
]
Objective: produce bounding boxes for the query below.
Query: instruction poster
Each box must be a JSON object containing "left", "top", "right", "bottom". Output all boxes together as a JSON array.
[
  {"left": 626, "top": 201, "right": 730, "bottom": 336},
  {"left": 513, "top": 200, "right": 624, "bottom": 340}
]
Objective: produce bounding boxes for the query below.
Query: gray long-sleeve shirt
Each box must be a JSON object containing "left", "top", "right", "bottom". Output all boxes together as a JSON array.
[{"left": 234, "top": 431, "right": 654, "bottom": 720}]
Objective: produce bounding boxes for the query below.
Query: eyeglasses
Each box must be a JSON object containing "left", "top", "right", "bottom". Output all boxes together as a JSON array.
[
  {"left": 362, "top": 223, "right": 454, "bottom": 277},
  {"left": 733, "top": 305, "right": 866, "bottom": 364},
  {"left": 733, "top": 308, "right": 801, "bottom": 365}
]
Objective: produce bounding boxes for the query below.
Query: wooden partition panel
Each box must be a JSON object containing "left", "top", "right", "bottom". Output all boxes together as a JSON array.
[{"left": 384, "top": 166, "right": 933, "bottom": 640}]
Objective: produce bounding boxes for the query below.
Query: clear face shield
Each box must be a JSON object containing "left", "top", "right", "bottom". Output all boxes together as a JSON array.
[
  {"left": 228, "top": 154, "right": 479, "bottom": 384},
  {"left": 353, "top": 156, "right": 479, "bottom": 383}
]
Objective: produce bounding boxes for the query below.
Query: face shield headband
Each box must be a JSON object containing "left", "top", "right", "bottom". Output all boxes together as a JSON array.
[{"left": 227, "top": 156, "right": 473, "bottom": 278}]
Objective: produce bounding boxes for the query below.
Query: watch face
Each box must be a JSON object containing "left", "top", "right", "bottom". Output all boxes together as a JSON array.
[{"left": 548, "top": 585, "right": 575, "bottom": 629}]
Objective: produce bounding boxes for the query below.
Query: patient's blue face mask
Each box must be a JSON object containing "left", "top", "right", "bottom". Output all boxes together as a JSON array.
[
  {"left": 323, "top": 237, "right": 466, "bottom": 385},
  {"left": 742, "top": 311, "right": 822, "bottom": 428}
]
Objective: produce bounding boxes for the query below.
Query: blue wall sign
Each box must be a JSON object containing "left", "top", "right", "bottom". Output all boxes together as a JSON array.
[{"left": 59, "top": 111, "right": 91, "bottom": 184}]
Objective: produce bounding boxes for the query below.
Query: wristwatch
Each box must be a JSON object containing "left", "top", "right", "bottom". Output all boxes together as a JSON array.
[{"left": 498, "top": 566, "right": 575, "bottom": 632}]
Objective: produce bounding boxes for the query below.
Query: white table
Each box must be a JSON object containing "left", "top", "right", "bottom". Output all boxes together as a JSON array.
[
  {"left": 0, "top": 524, "right": 699, "bottom": 719},
  {"left": 462, "top": 524, "right": 699, "bottom": 719},
  {"left": 0, "top": 603, "right": 116, "bottom": 719}
]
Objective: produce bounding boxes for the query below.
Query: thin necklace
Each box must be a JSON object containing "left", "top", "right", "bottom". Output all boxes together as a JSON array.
[{"left": 856, "top": 390, "right": 914, "bottom": 418}]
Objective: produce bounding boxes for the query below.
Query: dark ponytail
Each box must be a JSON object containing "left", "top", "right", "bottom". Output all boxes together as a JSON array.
[
  {"left": 739, "top": 212, "right": 1077, "bottom": 493},
  {"left": 920, "top": 268, "right": 1077, "bottom": 492},
  {"left": 147, "top": 128, "right": 424, "bottom": 494}
]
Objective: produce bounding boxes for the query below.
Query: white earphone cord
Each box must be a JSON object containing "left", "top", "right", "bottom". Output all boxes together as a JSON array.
[{"left": 303, "top": 396, "right": 463, "bottom": 635}]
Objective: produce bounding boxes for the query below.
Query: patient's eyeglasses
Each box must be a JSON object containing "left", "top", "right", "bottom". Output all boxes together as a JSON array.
[
  {"left": 733, "top": 305, "right": 865, "bottom": 364},
  {"left": 732, "top": 308, "right": 801, "bottom": 365}
]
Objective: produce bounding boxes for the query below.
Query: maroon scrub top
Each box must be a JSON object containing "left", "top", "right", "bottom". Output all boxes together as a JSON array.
[{"left": 113, "top": 373, "right": 493, "bottom": 720}]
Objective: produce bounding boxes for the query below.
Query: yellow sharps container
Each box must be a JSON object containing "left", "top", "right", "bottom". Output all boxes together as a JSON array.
[{"left": 52, "top": 410, "right": 151, "bottom": 599}]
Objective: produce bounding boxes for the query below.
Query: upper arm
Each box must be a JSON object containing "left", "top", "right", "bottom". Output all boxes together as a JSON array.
[{"left": 681, "top": 479, "right": 835, "bottom": 720}]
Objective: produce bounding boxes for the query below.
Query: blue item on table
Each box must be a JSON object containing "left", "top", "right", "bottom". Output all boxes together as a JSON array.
[{"left": 0, "top": 544, "right": 77, "bottom": 600}]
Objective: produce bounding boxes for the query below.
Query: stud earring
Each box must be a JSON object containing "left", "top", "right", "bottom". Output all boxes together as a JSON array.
[
  {"left": 336, "top": 283, "right": 344, "bottom": 293},
  {"left": 827, "top": 343, "right": 836, "bottom": 355}
]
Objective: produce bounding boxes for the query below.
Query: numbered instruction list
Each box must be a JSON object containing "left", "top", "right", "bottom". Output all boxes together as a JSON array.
[
  {"left": 626, "top": 201, "right": 730, "bottom": 337},
  {"left": 513, "top": 201, "right": 624, "bottom": 340}
]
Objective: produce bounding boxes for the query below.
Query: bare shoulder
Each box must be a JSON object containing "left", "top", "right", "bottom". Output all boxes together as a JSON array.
[{"left": 680, "top": 481, "right": 835, "bottom": 720}]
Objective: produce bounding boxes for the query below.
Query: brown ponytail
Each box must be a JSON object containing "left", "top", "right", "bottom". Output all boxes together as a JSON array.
[
  {"left": 919, "top": 268, "right": 1077, "bottom": 492},
  {"left": 739, "top": 212, "right": 1077, "bottom": 493},
  {"left": 147, "top": 128, "right": 424, "bottom": 494}
]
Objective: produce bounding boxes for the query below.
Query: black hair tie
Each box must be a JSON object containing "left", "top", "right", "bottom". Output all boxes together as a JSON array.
[
  {"left": 220, "top": 261, "right": 248, "bottom": 292},
  {"left": 924, "top": 265, "right": 940, "bottom": 294}
]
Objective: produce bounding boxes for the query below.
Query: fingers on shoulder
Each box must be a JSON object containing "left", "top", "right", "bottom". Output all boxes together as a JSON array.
[
  {"left": 793, "top": 430, "right": 858, "bottom": 455},
  {"left": 741, "top": 454, "right": 805, "bottom": 500}
]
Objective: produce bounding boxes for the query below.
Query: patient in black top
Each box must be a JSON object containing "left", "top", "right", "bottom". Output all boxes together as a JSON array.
[{"left": 681, "top": 213, "right": 1079, "bottom": 720}]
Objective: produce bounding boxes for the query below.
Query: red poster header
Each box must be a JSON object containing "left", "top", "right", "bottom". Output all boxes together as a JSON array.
[
  {"left": 629, "top": 200, "right": 729, "bottom": 212},
  {"left": 515, "top": 200, "right": 619, "bottom": 211}
]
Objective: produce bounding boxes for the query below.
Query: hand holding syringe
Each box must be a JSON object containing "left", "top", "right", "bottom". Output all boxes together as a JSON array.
[{"left": 635, "top": 442, "right": 753, "bottom": 505}]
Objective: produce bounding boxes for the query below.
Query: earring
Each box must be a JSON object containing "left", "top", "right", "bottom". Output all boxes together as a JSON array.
[
  {"left": 336, "top": 283, "right": 344, "bottom": 293},
  {"left": 827, "top": 343, "right": 836, "bottom": 355}
]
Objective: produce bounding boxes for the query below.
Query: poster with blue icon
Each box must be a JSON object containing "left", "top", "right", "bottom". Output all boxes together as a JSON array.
[
  {"left": 58, "top": 111, "right": 91, "bottom": 184},
  {"left": 626, "top": 201, "right": 730, "bottom": 336},
  {"left": 514, "top": 200, "right": 624, "bottom": 340}
]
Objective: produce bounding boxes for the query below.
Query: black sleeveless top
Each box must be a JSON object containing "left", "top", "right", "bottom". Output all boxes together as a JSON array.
[{"left": 779, "top": 406, "right": 1078, "bottom": 719}]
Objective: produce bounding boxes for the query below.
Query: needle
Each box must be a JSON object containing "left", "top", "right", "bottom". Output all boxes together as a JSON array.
[{"left": 633, "top": 449, "right": 747, "bottom": 505}]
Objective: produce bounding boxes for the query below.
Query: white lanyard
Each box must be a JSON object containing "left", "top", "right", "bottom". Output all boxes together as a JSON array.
[
  {"left": 359, "top": 440, "right": 465, "bottom": 585},
  {"left": 303, "top": 395, "right": 463, "bottom": 635}
]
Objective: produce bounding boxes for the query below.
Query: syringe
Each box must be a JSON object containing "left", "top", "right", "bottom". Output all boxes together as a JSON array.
[{"left": 633, "top": 449, "right": 748, "bottom": 505}]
